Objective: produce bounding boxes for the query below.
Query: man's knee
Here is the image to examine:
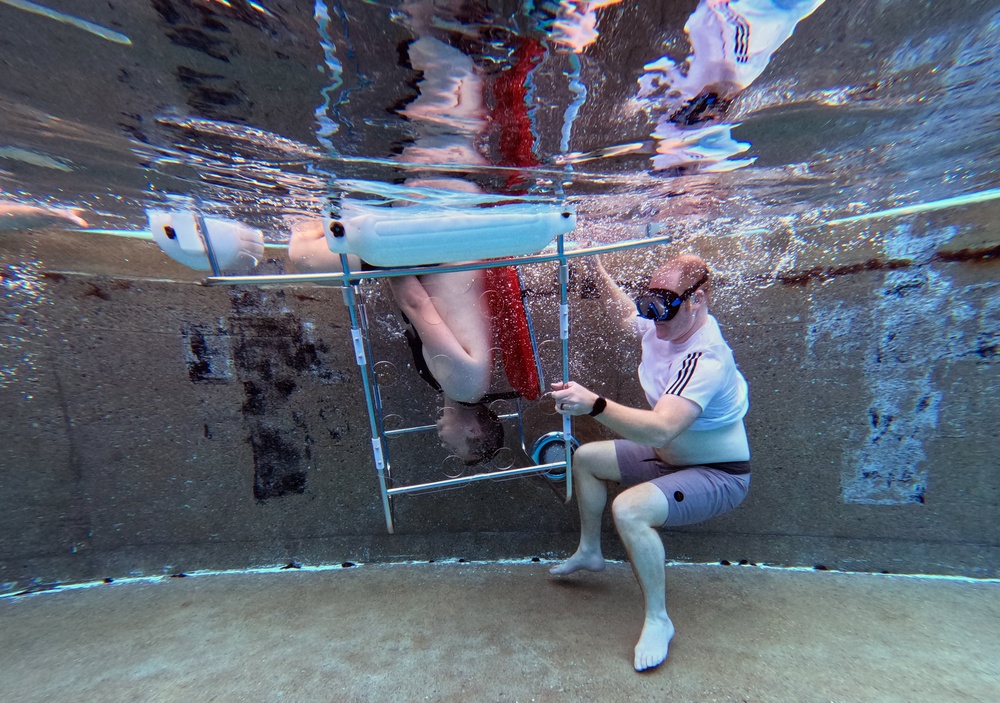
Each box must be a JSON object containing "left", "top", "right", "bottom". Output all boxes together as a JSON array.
[
  {"left": 572, "top": 441, "right": 620, "bottom": 481},
  {"left": 573, "top": 442, "right": 603, "bottom": 470},
  {"left": 612, "top": 484, "right": 669, "bottom": 528}
]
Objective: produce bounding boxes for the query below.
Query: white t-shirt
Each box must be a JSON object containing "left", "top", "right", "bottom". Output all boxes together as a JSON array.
[{"left": 635, "top": 314, "right": 749, "bottom": 431}]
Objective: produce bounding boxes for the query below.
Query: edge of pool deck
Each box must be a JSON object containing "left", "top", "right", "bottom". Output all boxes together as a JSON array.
[{"left": 2, "top": 561, "right": 999, "bottom": 703}]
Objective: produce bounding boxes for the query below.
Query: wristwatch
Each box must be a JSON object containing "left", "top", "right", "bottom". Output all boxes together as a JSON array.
[{"left": 589, "top": 396, "right": 607, "bottom": 416}]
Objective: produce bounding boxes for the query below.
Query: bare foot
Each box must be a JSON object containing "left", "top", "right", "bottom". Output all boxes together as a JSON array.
[
  {"left": 0, "top": 201, "right": 87, "bottom": 232},
  {"left": 634, "top": 614, "right": 674, "bottom": 672},
  {"left": 548, "top": 549, "right": 606, "bottom": 576}
]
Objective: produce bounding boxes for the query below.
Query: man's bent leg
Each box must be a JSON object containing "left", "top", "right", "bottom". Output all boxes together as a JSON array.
[
  {"left": 612, "top": 483, "right": 674, "bottom": 672},
  {"left": 549, "top": 441, "right": 622, "bottom": 576}
]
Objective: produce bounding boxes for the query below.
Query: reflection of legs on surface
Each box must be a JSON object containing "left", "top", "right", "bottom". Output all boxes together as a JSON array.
[
  {"left": 612, "top": 483, "right": 674, "bottom": 672},
  {"left": 549, "top": 441, "right": 622, "bottom": 576}
]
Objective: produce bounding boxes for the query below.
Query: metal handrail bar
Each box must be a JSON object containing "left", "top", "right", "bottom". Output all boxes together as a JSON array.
[
  {"left": 202, "top": 233, "right": 675, "bottom": 286},
  {"left": 386, "top": 462, "right": 568, "bottom": 496}
]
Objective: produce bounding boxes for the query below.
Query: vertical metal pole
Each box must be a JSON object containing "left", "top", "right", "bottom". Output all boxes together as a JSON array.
[
  {"left": 520, "top": 274, "right": 547, "bottom": 398},
  {"left": 557, "top": 233, "right": 573, "bottom": 502},
  {"left": 193, "top": 211, "right": 223, "bottom": 277},
  {"left": 339, "top": 254, "right": 394, "bottom": 533}
]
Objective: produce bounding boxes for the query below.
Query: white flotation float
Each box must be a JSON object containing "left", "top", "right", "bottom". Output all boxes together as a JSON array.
[
  {"left": 148, "top": 209, "right": 264, "bottom": 272},
  {"left": 323, "top": 200, "right": 576, "bottom": 268}
]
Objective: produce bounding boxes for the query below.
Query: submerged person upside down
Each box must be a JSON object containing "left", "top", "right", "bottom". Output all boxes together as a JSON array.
[
  {"left": 287, "top": 219, "right": 503, "bottom": 465},
  {"left": 549, "top": 253, "right": 751, "bottom": 672},
  {"left": 387, "top": 268, "right": 504, "bottom": 464}
]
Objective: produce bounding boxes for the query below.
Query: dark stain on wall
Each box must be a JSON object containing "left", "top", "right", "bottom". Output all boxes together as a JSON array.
[
  {"left": 773, "top": 243, "right": 999, "bottom": 286},
  {"left": 150, "top": 0, "right": 270, "bottom": 122},
  {"left": 775, "top": 257, "right": 912, "bottom": 286},
  {"left": 930, "top": 243, "right": 1000, "bottom": 264},
  {"left": 229, "top": 287, "right": 315, "bottom": 501},
  {"left": 181, "top": 280, "right": 347, "bottom": 501},
  {"left": 974, "top": 333, "right": 997, "bottom": 359},
  {"left": 152, "top": 0, "right": 236, "bottom": 63},
  {"left": 182, "top": 323, "right": 233, "bottom": 383},
  {"left": 247, "top": 424, "right": 309, "bottom": 500},
  {"left": 83, "top": 283, "right": 112, "bottom": 300}
]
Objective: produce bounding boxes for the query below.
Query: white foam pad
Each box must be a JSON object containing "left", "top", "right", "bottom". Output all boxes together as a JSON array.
[
  {"left": 148, "top": 210, "right": 264, "bottom": 272},
  {"left": 323, "top": 201, "right": 576, "bottom": 267}
]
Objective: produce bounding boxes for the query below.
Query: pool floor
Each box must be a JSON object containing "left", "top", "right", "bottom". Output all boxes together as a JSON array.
[{"left": 1, "top": 562, "right": 997, "bottom": 702}]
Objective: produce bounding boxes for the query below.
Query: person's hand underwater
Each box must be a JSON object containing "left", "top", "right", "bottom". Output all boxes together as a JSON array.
[{"left": 549, "top": 381, "right": 602, "bottom": 416}]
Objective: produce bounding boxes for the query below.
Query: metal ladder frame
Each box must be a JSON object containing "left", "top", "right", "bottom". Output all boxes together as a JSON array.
[
  {"left": 198, "top": 222, "right": 676, "bottom": 533},
  {"left": 330, "top": 234, "right": 575, "bottom": 534}
]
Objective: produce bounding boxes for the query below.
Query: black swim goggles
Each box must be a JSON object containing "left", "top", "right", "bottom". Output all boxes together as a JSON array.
[{"left": 634, "top": 272, "right": 709, "bottom": 322}]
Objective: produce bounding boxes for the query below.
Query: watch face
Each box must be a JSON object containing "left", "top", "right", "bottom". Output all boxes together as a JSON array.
[{"left": 590, "top": 397, "right": 607, "bottom": 416}]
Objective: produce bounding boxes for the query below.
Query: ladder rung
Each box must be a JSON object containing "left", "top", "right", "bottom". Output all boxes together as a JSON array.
[
  {"left": 384, "top": 413, "right": 519, "bottom": 437},
  {"left": 386, "top": 462, "right": 567, "bottom": 496}
]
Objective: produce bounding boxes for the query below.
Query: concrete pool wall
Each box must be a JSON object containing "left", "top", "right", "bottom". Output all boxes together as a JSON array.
[{"left": 1, "top": 202, "right": 997, "bottom": 593}]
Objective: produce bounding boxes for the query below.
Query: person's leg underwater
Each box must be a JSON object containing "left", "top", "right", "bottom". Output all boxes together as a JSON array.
[
  {"left": 549, "top": 441, "right": 622, "bottom": 575},
  {"left": 612, "top": 483, "right": 674, "bottom": 672},
  {"left": 549, "top": 441, "right": 676, "bottom": 671},
  {"left": 612, "top": 466, "right": 752, "bottom": 671}
]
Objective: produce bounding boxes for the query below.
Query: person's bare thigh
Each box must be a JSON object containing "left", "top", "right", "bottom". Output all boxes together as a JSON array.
[{"left": 574, "top": 440, "right": 623, "bottom": 482}]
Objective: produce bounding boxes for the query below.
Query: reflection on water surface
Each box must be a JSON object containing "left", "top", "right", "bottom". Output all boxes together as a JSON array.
[{"left": 0, "top": 0, "right": 995, "bottom": 249}]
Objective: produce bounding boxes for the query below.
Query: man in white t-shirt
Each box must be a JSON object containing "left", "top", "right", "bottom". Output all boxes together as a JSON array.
[{"left": 549, "top": 254, "right": 751, "bottom": 672}]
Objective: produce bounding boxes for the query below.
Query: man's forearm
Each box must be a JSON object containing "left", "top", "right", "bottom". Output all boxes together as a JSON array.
[{"left": 592, "top": 398, "right": 683, "bottom": 448}]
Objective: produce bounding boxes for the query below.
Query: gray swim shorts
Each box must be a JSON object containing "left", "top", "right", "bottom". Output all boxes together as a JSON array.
[{"left": 614, "top": 439, "right": 750, "bottom": 528}]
